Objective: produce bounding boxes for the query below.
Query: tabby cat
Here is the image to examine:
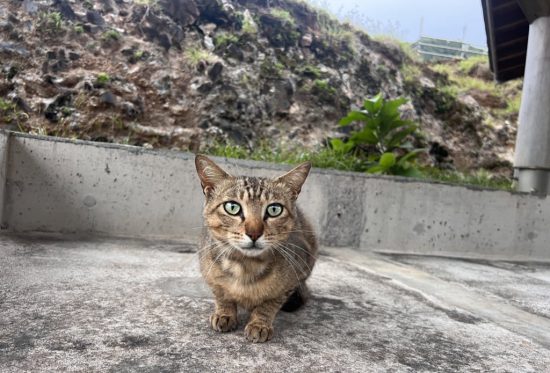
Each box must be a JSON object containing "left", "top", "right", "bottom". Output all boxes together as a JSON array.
[{"left": 195, "top": 155, "right": 318, "bottom": 343}]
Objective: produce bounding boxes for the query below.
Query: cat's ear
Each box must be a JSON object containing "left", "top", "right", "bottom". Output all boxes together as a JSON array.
[
  {"left": 276, "top": 162, "right": 312, "bottom": 198},
  {"left": 195, "top": 155, "right": 231, "bottom": 195}
]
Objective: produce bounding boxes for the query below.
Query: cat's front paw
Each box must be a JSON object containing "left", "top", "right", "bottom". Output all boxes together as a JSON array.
[
  {"left": 210, "top": 312, "right": 237, "bottom": 332},
  {"left": 244, "top": 321, "right": 274, "bottom": 343}
]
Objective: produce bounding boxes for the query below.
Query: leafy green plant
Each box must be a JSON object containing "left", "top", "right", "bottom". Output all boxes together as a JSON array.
[{"left": 332, "top": 93, "right": 425, "bottom": 176}]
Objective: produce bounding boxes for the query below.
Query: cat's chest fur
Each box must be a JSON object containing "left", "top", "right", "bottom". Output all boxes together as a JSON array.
[{"left": 220, "top": 258, "right": 287, "bottom": 306}]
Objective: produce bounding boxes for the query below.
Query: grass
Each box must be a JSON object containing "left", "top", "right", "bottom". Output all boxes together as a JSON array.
[
  {"left": 134, "top": 0, "right": 158, "bottom": 5},
  {"left": 374, "top": 36, "right": 420, "bottom": 62},
  {"left": 214, "top": 33, "right": 239, "bottom": 48},
  {"left": 204, "top": 142, "right": 513, "bottom": 190},
  {"left": 430, "top": 56, "right": 523, "bottom": 118},
  {"left": 312, "top": 79, "right": 336, "bottom": 95},
  {"left": 421, "top": 167, "right": 513, "bottom": 191},
  {"left": 401, "top": 64, "right": 422, "bottom": 85},
  {"left": 184, "top": 47, "right": 216, "bottom": 65},
  {"left": 270, "top": 8, "right": 295, "bottom": 26},
  {"left": 37, "top": 11, "right": 64, "bottom": 34},
  {"left": 102, "top": 29, "right": 122, "bottom": 42},
  {"left": 504, "top": 94, "right": 521, "bottom": 115},
  {"left": 458, "top": 55, "right": 489, "bottom": 75},
  {"left": 241, "top": 16, "right": 258, "bottom": 34},
  {"left": 431, "top": 58, "right": 500, "bottom": 95},
  {"left": 74, "top": 24, "right": 84, "bottom": 34},
  {"left": 96, "top": 72, "right": 110, "bottom": 86},
  {"left": 206, "top": 142, "right": 365, "bottom": 172},
  {"left": 0, "top": 98, "right": 28, "bottom": 132}
]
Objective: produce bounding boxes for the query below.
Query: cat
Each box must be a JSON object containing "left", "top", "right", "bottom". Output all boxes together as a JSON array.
[{"left": 194, "top": 155, "right": 318, "bottom": 343}]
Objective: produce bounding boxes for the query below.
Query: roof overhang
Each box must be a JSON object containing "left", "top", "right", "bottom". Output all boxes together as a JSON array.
[{"left": 481, "top": 0, "right": 529, "bottom": 82}]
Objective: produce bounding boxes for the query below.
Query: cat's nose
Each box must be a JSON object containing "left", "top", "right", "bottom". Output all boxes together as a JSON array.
[
  {"left": 246, "top": 231, "right": 262, "bottom": 242},
  {"left": 245, "top": 221, "right": 263, "bottom": 242}
]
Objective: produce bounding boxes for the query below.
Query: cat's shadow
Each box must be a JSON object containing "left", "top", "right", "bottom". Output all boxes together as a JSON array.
[{"left": 273, "top": 295, "right": 350, "bottom": 335}]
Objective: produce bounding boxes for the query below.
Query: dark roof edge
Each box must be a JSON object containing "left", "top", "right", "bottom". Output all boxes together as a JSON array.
[{"left": 481, "top": 0, "right": 500, "bottom": 80}]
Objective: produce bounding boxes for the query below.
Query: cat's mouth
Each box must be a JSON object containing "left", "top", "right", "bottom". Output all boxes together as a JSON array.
[{"left": 234, "top": 241, "right": 269, "bottom": 256}]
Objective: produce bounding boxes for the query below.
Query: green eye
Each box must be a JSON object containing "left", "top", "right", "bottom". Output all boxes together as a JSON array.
[
  {"left": 223, "top": 201, "right": 241, "bottom": 216},
  {"left": 266, "top": 203, "right": 283, "bottom": 217}
]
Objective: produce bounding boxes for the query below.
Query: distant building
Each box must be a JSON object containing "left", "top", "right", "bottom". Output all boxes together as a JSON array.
[{"left": 411, "top": 36, "right": 488, "bottom": 61}]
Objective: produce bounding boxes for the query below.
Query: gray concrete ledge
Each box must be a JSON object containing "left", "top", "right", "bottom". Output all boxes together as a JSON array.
[{"left": 1, "top": 131, "right": 549, "bottom": 261}]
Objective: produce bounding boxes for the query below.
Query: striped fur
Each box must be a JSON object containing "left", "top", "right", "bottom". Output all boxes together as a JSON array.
[{"left": 195, "top": 155, "right": 318, "bottom": 343}]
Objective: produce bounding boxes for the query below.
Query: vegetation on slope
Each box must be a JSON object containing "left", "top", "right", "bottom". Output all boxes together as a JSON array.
[{"left": 0, "top": 0, "right": 520, "bottom": 190}]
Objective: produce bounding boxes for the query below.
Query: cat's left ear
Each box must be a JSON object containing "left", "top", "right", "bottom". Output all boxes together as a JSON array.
[
  {"left": 195, "top": 155, "right": 231, "bottom": 196},
  {"left": 276, "top": 162, "right": 312, "bottom": 198}
]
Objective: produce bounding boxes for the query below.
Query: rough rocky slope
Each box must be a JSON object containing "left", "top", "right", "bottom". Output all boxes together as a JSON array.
[{"left": 0, "top": 0, "right": 521, "bottom": 175}]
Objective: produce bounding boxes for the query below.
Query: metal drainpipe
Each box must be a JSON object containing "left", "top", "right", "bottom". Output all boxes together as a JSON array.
[{"left": 514, "top": 16, "right": 550, "bottom": 195}]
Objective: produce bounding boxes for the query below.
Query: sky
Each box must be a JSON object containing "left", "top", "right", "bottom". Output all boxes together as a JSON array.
[{"left": 309, "top": 0, "right": 488, "bottom": 48}]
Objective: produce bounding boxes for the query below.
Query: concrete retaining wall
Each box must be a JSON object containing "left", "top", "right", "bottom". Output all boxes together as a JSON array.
[{"left": 1, "top": 131, "right": 549, "bottom": 261}]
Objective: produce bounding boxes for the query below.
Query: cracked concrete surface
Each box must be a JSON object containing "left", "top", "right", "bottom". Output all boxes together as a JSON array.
[{"left": 1, "top": 235, "right": 550, "bottom": 372}]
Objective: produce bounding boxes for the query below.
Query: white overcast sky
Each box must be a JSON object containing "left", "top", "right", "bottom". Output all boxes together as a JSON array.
[{"left": 309, "top": 0, "right": 487, "bottom": 47}]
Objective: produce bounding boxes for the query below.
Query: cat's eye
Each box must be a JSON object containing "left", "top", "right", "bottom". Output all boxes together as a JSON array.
[
  {"left": 266, "top": 203, "right": 283, "bottom": 218},
  {"left": 223, "top": 201, "right": 241, "bottom": 216}
]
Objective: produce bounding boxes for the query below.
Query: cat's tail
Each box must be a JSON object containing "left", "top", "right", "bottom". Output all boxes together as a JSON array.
[{"left": 281, "top": 282, "right": 310, "bottom": 312}]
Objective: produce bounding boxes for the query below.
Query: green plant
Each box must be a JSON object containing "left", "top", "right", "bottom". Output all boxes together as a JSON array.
[
  {"left": 435, "top": 85, "right": 458, "bottom": 114},
  {"left": 214, "top": 33, "right": 239, "bottom": 48},
  {"left": 74, "top": 24, "right": 84, "bottom": 34},
  {"left": 313, "top": 79, "right": 335, "bottom": 94},
  {"left": 241, "top": 17, "right": 258, "bottom": 34},
  {"left": 333, "top": 93, "right": 425, "bottom": 176},
  {"left": 421, "top": 167, "right": 512, "bottom": 191},
  {"left": 0, "top": 98, "right": 28, "bottom": 132},
  {"left": 458, "top": 55, "right": 489, "bottom": 75},
  {"left": 96, "top": 72, "right": 111, "bottom": 87},
  {"left": 374, "top": 36, "right": 420, "bottom": 63},
  {"left": 297, "top": 65, "right": 323, "bottom": 79},
  {"left": 401, "top": 64, "right": 422, "bottom": 85},
  {"left": 505, "top": 94, "right": 521, "bottom": 115},
  {"left": 205, "top": 141, "right": 365, "bottom": 172},
  {"left": 184, "top": 47, "right": 215, "bottom": 65},
  {"left": 37, "top": 11, "right": 64, "bottom": 34},
  {"left": 270, "top": 8, "right": 295, "bottom": 26},
  {"left": 134, "top": 0, "right": 158, "bottom": 5},
  {"left": 102, "top": 29, "right": 122, "bottom": 42},
  {"left": 260, "top": 60, "right": 284, "bottom": 78}
]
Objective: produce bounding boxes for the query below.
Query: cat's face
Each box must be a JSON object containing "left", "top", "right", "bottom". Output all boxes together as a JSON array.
[{"left": 195, "top": 155, "right": 311, "bottom": 257}]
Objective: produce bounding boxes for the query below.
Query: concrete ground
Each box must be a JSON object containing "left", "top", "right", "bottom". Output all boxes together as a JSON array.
[{"left": 1, "top": 235, "right": 549, "bottom": 372}]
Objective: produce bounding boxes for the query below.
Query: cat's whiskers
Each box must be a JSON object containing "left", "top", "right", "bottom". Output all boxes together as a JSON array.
[
  {"left": 276, "top": 243, "right": 313, "bottom": 275},
  {"left": 271, "top": 242, "right": 308, "bottom": 279},
  {"left": 203, "top": 242, "right": 232, "bottom": 279},
  {"left": 196, "top": 240, "right": 225, "bottom": 255},
  {"left": 271, "top": 244, "right": 303, "bottom": 283},
  {"left": 280, "top": 241, "right": 318, "bottom": 261}
]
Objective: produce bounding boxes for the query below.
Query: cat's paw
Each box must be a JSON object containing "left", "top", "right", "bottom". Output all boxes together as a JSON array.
[
  {"left": 244, "top": 321, "right": 274, "bottom": 343},
  {"left": 210, "top": 312, "right": 237, "bottom": 332}
]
